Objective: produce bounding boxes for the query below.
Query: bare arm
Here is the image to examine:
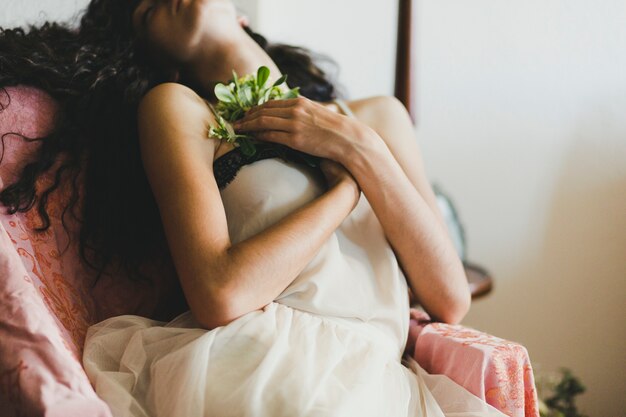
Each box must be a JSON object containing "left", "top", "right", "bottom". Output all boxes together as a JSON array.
[
  {"left": 138, "top": 83, "right": 359, "bottom": 329},
  {"left": 341, "top": 97, "right": 470, "bottom": 324}
]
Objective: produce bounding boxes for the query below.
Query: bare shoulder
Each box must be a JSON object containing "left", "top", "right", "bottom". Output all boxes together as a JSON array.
[
  {"left": 140, "top": 82, "right": 206, "bottom": 106},
  {"left": 137, "top": 82, "right": 216, "bottom": 149},
  {"left": 341, "top": 95, "right": 414, "bottom": 149},
  {"left": 137, "top": 82, "right": 218, "bottom": 168},
  {"left": 341, "top": 95, "right": 411, "bottom": 134},
  {"left": 346, "top": 96, "right": 408, "bottom": 123},
  {"left": 139, "top": 82, "right": 213, "bottom": 121}
]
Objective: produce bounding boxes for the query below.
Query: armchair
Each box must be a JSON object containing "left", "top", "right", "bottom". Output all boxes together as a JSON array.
[{"left": 0, "top": 86, "right": 539, "bottom": 416}]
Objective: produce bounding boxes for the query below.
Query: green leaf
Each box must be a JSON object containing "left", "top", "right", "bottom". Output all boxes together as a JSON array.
[
  {"left": 225, "top": 122, "right": 237, "bottom": 142},
  {"left": 214, "top": 84, "right": 235, "bottom": 103},
  {"left": 282, "top": 88, "right": 300, "bottom": 99},
  {"left": 269, "top": 86, "right": 283, "bottom": 100},
  {"left": 232, "top": 70, "right": 240, "bottom": 88},
  {"left": 240, "top": 83, "right": 254, "bottom": 108},
  {"left": 257, "top": 66, "right": 270, "bottom": 88},
  {"left": 262, "top": 88, "right": 272, "bottom": 103},
  {"left": 238, "top": 138, "right": 256, "bottom": 156},
  {"left": 272, "top": 74, "right": 288, "bottom": 87},
  {"left": 237, "top": 87, "right": 248, "bottom": 107},
  {"left": 208, "top": 126, "right": 220, "bottom": 139},
  {"left": 231, "top": 108, "right": 244, "bottom": 121}
]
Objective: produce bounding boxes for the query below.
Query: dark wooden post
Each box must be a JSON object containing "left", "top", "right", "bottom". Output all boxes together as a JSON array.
[{"left": 394, "top": 0, "right": 416, "bottom": 124}]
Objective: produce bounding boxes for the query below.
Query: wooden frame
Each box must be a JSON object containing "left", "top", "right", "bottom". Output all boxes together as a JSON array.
[{"left": 394, "top": 0, "right": 416, "bottom": 124}]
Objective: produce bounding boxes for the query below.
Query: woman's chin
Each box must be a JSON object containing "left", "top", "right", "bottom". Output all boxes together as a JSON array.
[
  {"left": 193, "top": 0, "right": 237, "bottom": 14},
  {"left": 189, "top": 0, "right": 238, "bottom": 29}
]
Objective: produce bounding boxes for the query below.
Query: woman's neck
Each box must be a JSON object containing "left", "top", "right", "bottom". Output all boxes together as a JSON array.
[{"left": 182, "top": 30, "right": 285, "bottom": 102}]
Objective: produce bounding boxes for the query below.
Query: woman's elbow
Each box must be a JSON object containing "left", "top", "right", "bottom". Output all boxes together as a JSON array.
[
  {"left": 189, "top": 283, "right": 259, "bottom": 330},
  {"left": 193, "top": 309, "right": 235, "bottom": 330},
  {"left": 439, "top": 288, "right": 471, "bottom": 324},
  {"left": 192, "top": 301, "right": 241, "bottom": 330}
]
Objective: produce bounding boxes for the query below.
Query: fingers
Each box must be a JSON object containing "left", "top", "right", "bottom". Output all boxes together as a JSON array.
[
  {"left": 246, "top": 97, "right": 309, "bottom": 116},
  {"left": 233, "top": 115, "right": 292, "bottom": 133},
  {"left": 239, "top": 107, "right": 294, "bottom": 122},
  {"left": 236, "top": 97, "right": 312, "bottom": 131},
  {"left": 252, "top": 130, "right": 290, "bottom": 145}
]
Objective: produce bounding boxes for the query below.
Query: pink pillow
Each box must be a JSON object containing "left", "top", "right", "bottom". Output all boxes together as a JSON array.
[
  {"left": 0, "top": 86, "right": 111, "bottom": 416},
  {"left": 0, "top": 86, "right": 177, "bottom": 416}
]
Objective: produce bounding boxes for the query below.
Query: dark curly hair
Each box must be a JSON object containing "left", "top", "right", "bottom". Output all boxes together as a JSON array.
[{"left": 0, "top": 0, "right": 341, "bottom": 284}]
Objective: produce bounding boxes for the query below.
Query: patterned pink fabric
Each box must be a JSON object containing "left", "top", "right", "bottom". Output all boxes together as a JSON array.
[
  {"left": 412, "top": 317, "right": 540, "bottom": 417},
  {"left": 1, "top": 85, "right": 538, "bottom": 416},
  {"left": 0, "top": 86, "right": 178, "bottom": 416},
  {"left": 0, "top": 86, "right": 112, "bottom": 416}
]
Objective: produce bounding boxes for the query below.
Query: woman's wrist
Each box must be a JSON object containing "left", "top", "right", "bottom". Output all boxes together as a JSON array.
[
  {"left": 327, "top": 175, "right": 361, "bottom": 212},
  {"left": 340, "top": 126, "right": 390, "bottom": 178}
]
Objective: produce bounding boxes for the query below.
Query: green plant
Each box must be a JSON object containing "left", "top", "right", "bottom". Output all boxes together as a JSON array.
[
  {"left": 208, "top": 66, "right": 300, "bottom": 157},
  {"left": 537, "top": 368, "right": 588, "bottom": 417}
]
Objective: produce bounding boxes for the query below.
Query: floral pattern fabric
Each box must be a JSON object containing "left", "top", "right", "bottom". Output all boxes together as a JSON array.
[{"left": 412, "top": 319, "right": 540, "bottom": 417}]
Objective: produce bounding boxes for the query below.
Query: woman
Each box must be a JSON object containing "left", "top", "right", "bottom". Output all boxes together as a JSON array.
[{"left": 1, "top": 0, "right": 504, "bottom": 415}]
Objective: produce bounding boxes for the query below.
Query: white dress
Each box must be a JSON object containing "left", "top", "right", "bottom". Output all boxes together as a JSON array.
[{"left": 82, "top": 101, "right": 506, "bottom": 417}]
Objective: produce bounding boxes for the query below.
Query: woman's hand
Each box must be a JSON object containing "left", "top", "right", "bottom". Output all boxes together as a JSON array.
[
  {"left": 232, "top": 97, "right": 371, "bottom": 164},
  {"left": 319, "top": 159, "right": 353, "bottom": 187},
  {"left": 320, "top": 159, "right": 361, "bottom": 210}
]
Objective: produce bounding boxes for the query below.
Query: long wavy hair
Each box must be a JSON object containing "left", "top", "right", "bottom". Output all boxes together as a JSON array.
[{"left": 0, "top": 0, "right": 341, "bottom": 283}]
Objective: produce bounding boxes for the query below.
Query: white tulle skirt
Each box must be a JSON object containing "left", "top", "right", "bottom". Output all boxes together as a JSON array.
[{"left": 83, "top": 303, "right": 506, "bottom": 417}]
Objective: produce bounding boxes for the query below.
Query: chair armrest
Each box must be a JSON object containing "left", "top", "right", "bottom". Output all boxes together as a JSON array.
[{"left": 408, "top": 310, "right": 540, "bottom": 417}]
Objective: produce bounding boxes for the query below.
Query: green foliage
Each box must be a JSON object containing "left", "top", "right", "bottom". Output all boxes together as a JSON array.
[
  {"left": 537, "top": 368, "right": 588, "bottom": 417},
  {"left": 208, "top": 66, "right": 300, "bottom": 157}
]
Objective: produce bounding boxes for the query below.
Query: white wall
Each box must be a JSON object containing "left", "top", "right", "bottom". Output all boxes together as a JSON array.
[
  {"left": 0, "top": 0, "right": 89, "bottom": 28},
  {"left": 415, "top": 2, "right": 626, "bottom": 415},
  {"left": 3, "top": 0, "right": 625, "bottom": 415},
  {"left": 237, "top": 0, "right": 398, "bottom": 99}
]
